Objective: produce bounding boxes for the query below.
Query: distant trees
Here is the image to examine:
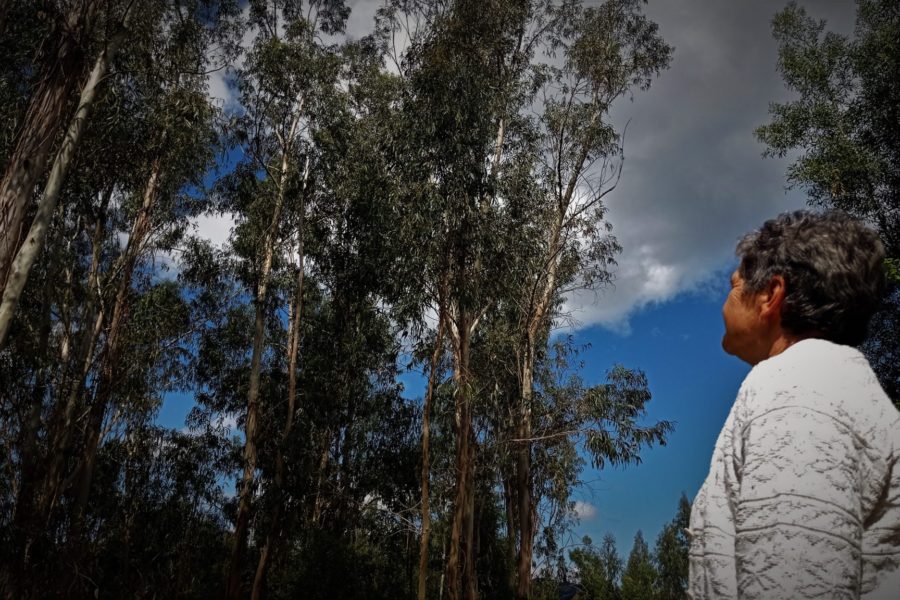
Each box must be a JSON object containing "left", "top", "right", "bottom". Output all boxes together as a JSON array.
[
  {"left": 756, "top": 0, "right": 899, "bottom": 404},
  {"left": 0, "top": 0, "right": 674, "bottom": 597},
  {"left": 567, "top": 494, "right": 691, "bottom": 600}
]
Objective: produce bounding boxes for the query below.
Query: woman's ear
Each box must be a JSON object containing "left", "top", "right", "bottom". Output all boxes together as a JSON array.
[{"left": 759, "top": 275, "right": 786, "bottom": 320}]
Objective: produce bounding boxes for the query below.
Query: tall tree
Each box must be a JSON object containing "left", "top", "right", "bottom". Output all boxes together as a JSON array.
[
  {"left": 223, "top": 3, "right": 347, "bottom": 594},
  {"left": 0, "top": 0, "right": 104, "bottom": 293},
  {"left": 503, "top": 3, "right": 672, "bottom": 596}
]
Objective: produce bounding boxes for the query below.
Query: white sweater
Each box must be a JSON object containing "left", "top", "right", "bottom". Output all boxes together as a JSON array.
[{"left": 688, "top": 338, "right": 900, "bottom": 599}]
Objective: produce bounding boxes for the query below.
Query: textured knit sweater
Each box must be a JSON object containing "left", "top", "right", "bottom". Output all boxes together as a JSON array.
[{"left": 688, "top": 338, "right": 900, "bottom": 599}]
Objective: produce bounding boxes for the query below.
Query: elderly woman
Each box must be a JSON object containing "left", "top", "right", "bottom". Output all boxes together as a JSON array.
[{"left": 688, "top": 211, "right": 900, "bottom": 599}]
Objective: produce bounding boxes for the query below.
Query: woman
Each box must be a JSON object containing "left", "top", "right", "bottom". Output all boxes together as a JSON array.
[{"left": 688, "top": 211, "right": 900, "bottom": 599}]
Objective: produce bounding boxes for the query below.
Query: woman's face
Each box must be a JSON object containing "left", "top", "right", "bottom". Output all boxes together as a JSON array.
[{"left": 722, "top": 269, "right": 765, "bottom": 364}]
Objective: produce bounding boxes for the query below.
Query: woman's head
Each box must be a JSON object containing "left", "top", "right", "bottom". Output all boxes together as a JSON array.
[{"left": 735, "top": 210, "right": 885, "bottom": 347}]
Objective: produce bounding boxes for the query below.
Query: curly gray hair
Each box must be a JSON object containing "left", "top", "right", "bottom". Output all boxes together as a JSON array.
[{"left": 736, "top": 210, "right": 885, "bottom": 346}]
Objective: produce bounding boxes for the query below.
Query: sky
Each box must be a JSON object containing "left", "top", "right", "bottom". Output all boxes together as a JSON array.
[{"left": 160, "top": 0, "right": 858, "bottom": 563}]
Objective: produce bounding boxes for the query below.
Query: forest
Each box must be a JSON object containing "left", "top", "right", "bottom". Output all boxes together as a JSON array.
[{"left": 0, "top": 0, "right": 896, "bottom": 599}]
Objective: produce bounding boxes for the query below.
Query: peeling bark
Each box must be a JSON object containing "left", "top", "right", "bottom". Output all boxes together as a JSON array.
[
  {"left": 0, "top": 1, "right": 101, "bottom": 293},
  {"left": 0, "top": 17, "right": 129, "bottom": 347}
]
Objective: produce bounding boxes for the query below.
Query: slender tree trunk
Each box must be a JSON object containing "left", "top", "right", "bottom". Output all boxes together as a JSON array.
[
  {"left": 10, "top": 285, "right": 53, "bottom": 588},
  {"left": 0, "top": 2, "right": 100, "bottom": 292},
  {"left": 502, "top": 471, "right": 518, "bottom": 594},
  {"left": 463, "top": 435, "right": 478, "bottom": 600},
  {"left": 38, "top": 202, "right": 106, "bottom": 524},
  {"left": 515, "top": 340, "right": 535, "bottom": 600},
  {"left": 251, "top": 158, "right": 308, "bottom": 600},
  {"left": 227, "top": 88, "right": 304, "bottom": 598},
  {"left": 446, "top": 310, "right": 474, "bottom": 600},
  {"left": 418, "top": 285, "right": 447, "bottom": 600},
  {"left": 0, "top": 18, "right": 128, "bottom": 347},
  {"left": 226, "top": 151, "right": 298, "bottom": 600},
  {"left": 511, "top": 208, "right": 564, "bottom": 599},
  {"left": 69, "top": 157, "right": 161, "bottom": 538}
]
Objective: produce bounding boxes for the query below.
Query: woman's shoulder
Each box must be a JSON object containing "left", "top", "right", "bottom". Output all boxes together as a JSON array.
[{"left": 740, "top": 338, "right": 898, "bottom": 443}]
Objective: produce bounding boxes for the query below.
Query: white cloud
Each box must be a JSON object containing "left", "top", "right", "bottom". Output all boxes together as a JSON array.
[
  {"left": 573, "top": 500, "right": 598, "bottom": 521},
  {"left": 191, "top": 211, "right": 236, "bottom": 249}
]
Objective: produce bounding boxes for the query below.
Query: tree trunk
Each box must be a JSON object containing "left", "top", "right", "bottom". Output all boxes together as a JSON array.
[
  {"left": 515, "top": 340, "right": 535, "bottom": 600},
  {"left": 226, "top": 87, "right": 304, "bottom": 598},
  {"left": 69, "top": 157, "right": 161, "bottom": 538},
  {"left": 463, "top": 436, "right": 478, "bottom": 600},
  {"left": 226, "top": 161, "right": 294, "bottom": 600},
  {"left": 502, "top": 471, "right": 518, "bottom": 594},
  {"left": 0, "top": 17, "right": 128, "bottom": 347},
  {"left": 251, "top": 158, "right": 308, "bottom": 600},
  {"left": 447, "top": 310, "right": 475, "bottom": 600},
  {"left": 0, "top": 2, "right": 100, "bottom": 293},
  {"left": 418, "top": 286, "right": 447, "bottom": 600},
  {"left": 38, "top": 202, "right": 107, "bottom": 525}
]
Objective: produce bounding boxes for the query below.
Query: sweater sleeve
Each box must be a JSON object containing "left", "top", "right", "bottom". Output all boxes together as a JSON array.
[{"left": 730, "top": 404, "right": 864, "bottom": 599}]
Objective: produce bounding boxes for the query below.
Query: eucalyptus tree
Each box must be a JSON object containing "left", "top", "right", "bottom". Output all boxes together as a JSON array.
[
  {"left": 0, "top": 1, "right": 141, "bottom": 347},
  {"left": 0, "top": 2, "right": 237, "bottom": 592},
  {"left": 0, "top": 0, "right": 106, "bottom": 293},
  {"left": 221, "top": 2, "right": 347, "bottom": 595},
  {"left": 65, "top": 0, "right": 232, "bottom": 543},
  {"left": 495, "top": 2, "right": 672, "bottom": 596},
  {"left": 393, "top": 2, "right": 538, "bottom": 595}
]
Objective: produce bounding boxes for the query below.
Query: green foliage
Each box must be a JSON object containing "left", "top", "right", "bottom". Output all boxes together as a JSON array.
[
  {"left": 570, "top": 534, "right": 623, "bottom": 600},
  {"left": 0, "top": 0, "right": 676, "bottom": 597},
  {"left": 620, "top": 531, "right": 657, "bottom": 600},
  {"left": 654, "top": 494, "right": 691, "bottom": 600}
]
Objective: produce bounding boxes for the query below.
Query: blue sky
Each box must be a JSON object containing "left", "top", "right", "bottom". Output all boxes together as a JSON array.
[
  {"left": 567, "top": 282, "right": 751, "bottom": 559},
  {"left": 160, "top": 0, "right": 858, "bottom": 565}
]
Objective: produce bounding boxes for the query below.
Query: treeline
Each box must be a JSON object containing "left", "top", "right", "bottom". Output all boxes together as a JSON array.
[
  {"left": 568, "top": 495, "right": 690, "bottom": 600},
  {"left": 0, "top": 1, "right": 678, "bottom": 598}
]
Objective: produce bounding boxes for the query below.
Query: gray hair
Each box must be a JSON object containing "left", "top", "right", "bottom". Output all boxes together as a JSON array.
[{"left": 736, "top": 210, "right": 885, "bottom": 346}]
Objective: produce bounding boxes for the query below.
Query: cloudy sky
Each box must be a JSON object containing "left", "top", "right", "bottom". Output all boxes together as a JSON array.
[{"left": 180, "top": 0, "right": 859, "bottom": 563}]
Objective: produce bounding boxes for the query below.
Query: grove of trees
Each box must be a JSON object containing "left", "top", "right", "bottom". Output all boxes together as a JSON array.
[
  {"left": 2, "top": 0, "right": 896, "bottom": 598},
  {"left": 0, "top": 0, "right": 676, "bottom": 598}
]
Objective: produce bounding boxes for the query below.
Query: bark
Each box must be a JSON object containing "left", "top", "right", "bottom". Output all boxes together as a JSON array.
[
  {"left": 446, "top": 309, "right": 476, "bottom": 600},
  {"left": 502, "top": 471, "right": 518, "bottom": 594},
  {"left": 225, "top": 185, "right": 283, "bottom": 600},
  {"left": 514, "top": 341, "right": 535, "bottom": 600},
  {"left": 251, "top": 157, "right": 309, "bottom": 600},
  {"left": 510, "top": 201, "right": 565, "bottom": 598},
  {"left": 0, "top": 21, "right": 128, "bottom": 348},
  {"left": 418, "top": 282, "right": 448, "bottom": 600},
  {"left": 463, "top": 438, "right": 477, "bottom": 600},
  {"left": 0, "top": 1, "right": 101, "bottom": 293},
  {"left": 226, "top": 91, "right": 304, "bottom": 599}
]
